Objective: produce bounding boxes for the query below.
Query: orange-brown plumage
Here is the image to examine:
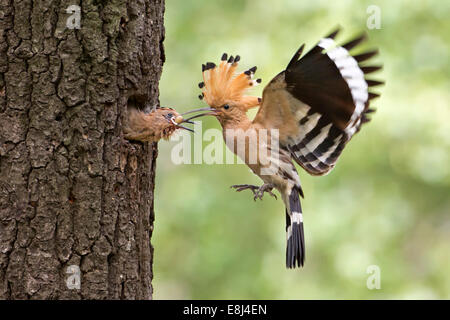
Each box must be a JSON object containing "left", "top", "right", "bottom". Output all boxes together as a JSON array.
[
  {"left": 123, "top": 107, "right": 191, "bottom": 143},
  {"left": 189, "top": 29, "right": 382, "bottom": 269},
  {"left": 200, "top": 55, "right": 261, "bottom": 113}
]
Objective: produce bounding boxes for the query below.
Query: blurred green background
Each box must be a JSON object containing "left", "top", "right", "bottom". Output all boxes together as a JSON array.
[{"left": 153, "top": 0, "right": 450, "bottom": 299}]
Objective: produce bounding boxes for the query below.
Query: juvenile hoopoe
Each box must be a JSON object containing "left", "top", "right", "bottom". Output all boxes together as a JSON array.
[
  {"left": 123, "top": 107, "right": 193, "bottom": 143},
  {"left": 187, "top": 28, "right": 383, "bottom": 268}
]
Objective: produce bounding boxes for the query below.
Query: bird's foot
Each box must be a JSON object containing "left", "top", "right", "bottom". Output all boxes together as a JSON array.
[
  {"left": 230, "top": 183, "right": 277, "bottom": 201},
  {"left": 230, "top": 184, "right": 259, "bottom": 196},
  {"left": 254, "top": 183, "right": 277, "bottom": 201}
]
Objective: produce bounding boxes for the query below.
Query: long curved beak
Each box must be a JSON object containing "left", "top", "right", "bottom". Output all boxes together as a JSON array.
[
  {"left": 180, "top": 119, "right": 195, "bottom": 124},
  {"left": 170, "top": 117, "right": 195, "bottom": 133},
  {"left": 181, "top": 107, "right": 217, "bottom": 116},
  {"left": 183, "top": 112, "right": 217, "bottom": 122},
  {"left": 176, "top": 125, "right": 194, "bottom": 133},
  {"left": 171, "top": 107, "right": 218, "bottom": 133},
  {"left": 181, "top": 107, "right": 218, "bottom": 123}
]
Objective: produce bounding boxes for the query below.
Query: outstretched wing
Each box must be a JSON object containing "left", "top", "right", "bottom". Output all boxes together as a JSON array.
[{"left": 253, "top": 28, "right": 383, "bottom": 176}]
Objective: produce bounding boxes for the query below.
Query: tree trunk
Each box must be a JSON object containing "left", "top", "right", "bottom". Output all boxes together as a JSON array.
[{"left": 0, "top": 0, "right": 165, "bottom": 299}]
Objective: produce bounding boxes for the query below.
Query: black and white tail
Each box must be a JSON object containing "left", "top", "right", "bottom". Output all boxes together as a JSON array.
[{"left": 285, "top": 186, "right": 305, "bottom": 268}]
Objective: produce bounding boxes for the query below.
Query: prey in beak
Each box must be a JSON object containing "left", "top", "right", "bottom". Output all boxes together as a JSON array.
[
  {"left": 123, "top": 107, "right": 196, "bottom": 143},
  {"left": 164, "top": 113, "right": 195, "bottom": 133}
]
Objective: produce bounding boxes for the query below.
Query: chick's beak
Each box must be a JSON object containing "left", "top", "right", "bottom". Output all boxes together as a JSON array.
[
  {"left": 171, "top": 116, "right": 194, "bottom": 133},
  {"left": 165, "top": 107, "right": 218, "bottom": 134}
]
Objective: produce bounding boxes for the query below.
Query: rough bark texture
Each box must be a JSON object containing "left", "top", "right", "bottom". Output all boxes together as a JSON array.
[{"left": 0, "top": 0, "right": 165, "bottom": 299}]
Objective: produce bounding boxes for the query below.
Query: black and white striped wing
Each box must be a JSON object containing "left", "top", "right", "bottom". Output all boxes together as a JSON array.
[{"left": 254, "top": 28, "right": 382, "bottom": 176}]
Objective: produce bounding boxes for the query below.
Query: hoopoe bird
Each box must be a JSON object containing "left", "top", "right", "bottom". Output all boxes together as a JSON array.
[
  {"left": 123, "top": 107, "right": 193, "bottom": 143},
  {"left": 186, "top": 27, "right": 383, "bottom": 268}
]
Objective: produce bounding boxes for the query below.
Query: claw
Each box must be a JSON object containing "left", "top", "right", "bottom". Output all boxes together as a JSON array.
[
  {"left": 231, "top": 184, "right": 259, "bottom": 196},
  {"left": 268, "top": 190, "right": 277, "bottom": 200},
  {"left": 231, "top": 183, "right": 277, "bottom": 201}
]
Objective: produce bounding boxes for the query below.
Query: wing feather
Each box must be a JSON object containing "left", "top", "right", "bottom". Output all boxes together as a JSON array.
[{"left": 253, "top": 28, "right": 382, "bottom": 175}]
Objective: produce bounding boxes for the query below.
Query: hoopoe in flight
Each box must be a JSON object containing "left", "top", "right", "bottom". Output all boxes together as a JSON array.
[
  {"left": 186, "top": 27, "right": 383, "bottom": 268},
  {"left": 124, "top": 107, "right": 193, "bottom": 143}
]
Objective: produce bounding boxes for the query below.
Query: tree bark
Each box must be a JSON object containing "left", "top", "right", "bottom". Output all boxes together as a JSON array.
[{"left": 0, "top": 0, "right": 165, "bottom": 299}]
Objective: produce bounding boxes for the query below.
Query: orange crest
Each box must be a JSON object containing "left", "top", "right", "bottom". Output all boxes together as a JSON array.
[{"left": 198, "top": 54, "right": 261, "bottom": 111}]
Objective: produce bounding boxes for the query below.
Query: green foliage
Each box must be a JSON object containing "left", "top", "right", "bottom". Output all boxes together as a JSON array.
[{"left": 153, "top": 0, "right": 450, "bottom": 299}]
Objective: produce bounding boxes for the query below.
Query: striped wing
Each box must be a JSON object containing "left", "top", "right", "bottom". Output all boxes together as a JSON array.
[{"left": 253, "top": 28, "right": 382, "bottom": 175}]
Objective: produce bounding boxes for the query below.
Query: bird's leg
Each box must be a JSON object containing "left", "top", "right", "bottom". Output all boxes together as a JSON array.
[
  {"left": 230, "top": 184, "right": 260, "bottom": 197},
  {"left": 231, "top": 183, "right": 277, "bottom": 201},
  {"left": 254, "top": 183, "right": 277, "bottom": 201}
]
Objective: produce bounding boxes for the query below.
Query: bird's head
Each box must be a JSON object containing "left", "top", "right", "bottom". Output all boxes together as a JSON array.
[
  {"left": 123, "top": 107, "right": 194, "bottom": 143},
  {"left": 158, "top": 108, "right": 194, "bottom": 138},
  {"left": 183, "top": 54, "right": 261, "bottom": 125}
]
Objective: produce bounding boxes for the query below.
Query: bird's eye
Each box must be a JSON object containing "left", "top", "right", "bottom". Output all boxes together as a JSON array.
[
  {"left": 167, "top": 113, "right": 174, "bottom": 118},
  {"left": 223, "top": 104, "right": 230, "bottom": 110}
]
